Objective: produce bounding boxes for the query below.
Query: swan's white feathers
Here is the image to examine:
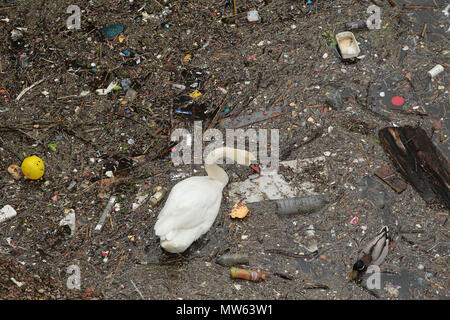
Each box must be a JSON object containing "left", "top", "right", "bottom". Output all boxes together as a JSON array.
[
  {"left": 153, "top": 147, "right": 257, "bottom": 253},
  {"left": 154, "top": 176, "right": 222, "bottom": 242}
]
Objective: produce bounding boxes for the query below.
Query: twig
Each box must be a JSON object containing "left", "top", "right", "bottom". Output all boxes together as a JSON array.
[
  {"left": 305, "top": 104, "right": 324, "bottom": 108},
  {"left": 152, "top": 0, "right": 163, "bottom": 8},
  {"left": 15, "top": 128, "right": 44, "bottom": 146},
  {"left": 207, "top": 91, "right": 229, "bottom": 131},
  {"left": 15, "top": 78, "right": 46, "bottom": 101},
  {"left": 106, "top": 255, "right": 125, "bottom": 279},
  {"left": 233, "top": 112, "right": 284, "bottom": 129},
  {"left": 421, "top": 23, "right": 427, "bottom": 38},
  {"left": 265, "top": 248, "right": 315, "bottom": 259},
  {"left": 303, "top": 283, "right": 329, "bottom": 290},
  {"left": 94, "top": 195, "right": 117, "bottom": 231},
  {"left": 386, "top": 0, "right": 397, "bottom": 7},
  {"left": 403, "top": 5, "right": 435, "bottom": 9},
  {"left": 130, "top": 280, "right": 146, "bottom": 300}
]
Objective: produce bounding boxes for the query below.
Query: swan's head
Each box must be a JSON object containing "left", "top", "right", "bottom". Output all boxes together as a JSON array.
[
  {"left": 226, "top": 148, "right": 257, "bottom": 167},
  {"left": 242, "top": 150, "right": 257, "bottom": 166},
  {"left": 205, "top": 147, "right": 257, "bottom": 166}
]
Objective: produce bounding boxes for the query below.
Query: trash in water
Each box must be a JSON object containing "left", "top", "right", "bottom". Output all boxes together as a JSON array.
[
  {"left": 230, "top": 267, "right": 265, "bottom": 281},
  {"left": 149, "top": 187, "right": 166, "bottom": 207},
  {"left": 95, "top": 195, "right": 117, "bottom": 231},
  {"left": 335, "top": 31, "right": 360, "bottom": 60},
  {"left": 21, "top": 156, "right": 45, "bottom": 180},
  {"left": 11, "top": 29, "right": 23, "bottom": 41},
  {"left": 132, "top": 194, "right": 148, "bottom": 211},
  {"left": 216, "top": 253, "right": 250, "bottom": 266},
  {"left": 102, "top": 24, "right": 125, "bottom": 40},
  {"left": 125, "top": 88, "right": 137, "bottom": 102},
  {"left": 349, "top": 215, "right": 359, "bottom": 225},
  {"left": 346, "top": 20, "right": 367, "bottom": 30},
  {"left": 229, "top": 202, "right": 249, "bottom": 219},
  {"left": 120, "top": 79, "right": 131, "bottom": 91},
  {"left": 173, "top": 102, "right": 208, "bottom": 120},
  {"left": 428, "top": 64, "right": 444, "bottom": 78},
  {"left": 276, "top": 195, "right": 328, "bottom": 215},
  {"left": 8, "top": 164, "right": 23, "bottom": 180},
  {"left": 0, "top": 205, "right": 17, "bottom": 223},
  {"left": 67, "top": 181, "right": 77, "bottom": 191},
  {"left": 374, "top": 164, "right": 408, "bottom": 193},
  {"left": 96, "top": 80, "right": 119, "bottom": 95},
  {"left": 391, "top": 96, "right": 405, "bottom": 107},
  {"left": 247, "top": 10, "right": 260, "bottom": 22},
  {"left": 189, "top": 90, "right": 202, "bottom": 99},
  {"left": 59, "top": 209, "right": 76, "bottom": 236},
  {"left": 325, "top": 90, "right": 343, "bottom": 109},
  {"left": 171, "top": 83, "right": 186, "bottom": 91},
  {"left": 300, "top": 225, "right": 319, "bottom": 253}
]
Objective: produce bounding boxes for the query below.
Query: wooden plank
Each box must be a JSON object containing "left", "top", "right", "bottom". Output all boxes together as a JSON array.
[
  {"left": 374, "top": 164, "right": 408, "bottom": 193},
  {"left": 379, "top": 126, "right": 450, "bottom": 208}
]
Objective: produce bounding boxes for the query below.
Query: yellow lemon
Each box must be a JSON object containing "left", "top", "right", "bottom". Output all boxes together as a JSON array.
[{"left": 21, "top": 156, "right": 45, "bottom": 180}]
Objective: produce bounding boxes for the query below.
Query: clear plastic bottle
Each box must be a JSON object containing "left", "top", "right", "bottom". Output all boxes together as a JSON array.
[{"left": 216, "top": 253, "right": 249, "bottom": 266}]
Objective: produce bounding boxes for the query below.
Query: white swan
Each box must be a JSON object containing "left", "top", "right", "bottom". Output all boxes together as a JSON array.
[{"left": 154, "top": 147, "right": 257, "bottom": 253}]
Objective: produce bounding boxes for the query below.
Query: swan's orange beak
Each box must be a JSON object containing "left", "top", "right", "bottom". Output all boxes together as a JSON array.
[{"left": 250, "top": 163, "right": 260, "bottom": 174}]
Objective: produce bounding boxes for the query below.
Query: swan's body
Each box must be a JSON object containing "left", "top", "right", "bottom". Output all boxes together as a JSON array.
[{"left": 154, "top": 147, "right": 256, "bottom": 253}]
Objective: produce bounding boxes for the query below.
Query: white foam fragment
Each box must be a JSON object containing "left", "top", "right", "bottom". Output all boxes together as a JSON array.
[{"left": 0, "top": 205, "right": 17, "bottom": 223}]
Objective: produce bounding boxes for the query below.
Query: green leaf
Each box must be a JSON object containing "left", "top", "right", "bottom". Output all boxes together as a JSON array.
[{"left": 48, "top": 142, "right": 58, "bottom": 152}]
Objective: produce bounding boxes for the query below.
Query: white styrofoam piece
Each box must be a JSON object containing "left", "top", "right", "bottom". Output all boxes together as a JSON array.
[
  {"left": 0, "top": 205, "right": 17, "bottom": 223},
  {"left": 229, "top": 157, "right": 328, "bottom": 204}
]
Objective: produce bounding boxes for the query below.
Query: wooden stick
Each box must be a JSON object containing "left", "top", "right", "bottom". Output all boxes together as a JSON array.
[
  {"left": 94, "top": 195, "right": 117, "bottom": 231},
  {"left": 207, "top": 91, "right": 229, "bottom": 131},
  {"left": 15, "top": 78, "right": 45, "bottom": 101},
  {"left": 403, "top": 5, "right": 435, "bottom": 9},
  {"left": 233, "top": 112, "right": 284, "bottom": 129},
  {"left": 386, "top": 0, "right": 397, "bottom": 7},
  {"left": 305, "top": 104, "right": 324, "bottom": 109},
  {"left": 421, "top": 23, "right": 427, "bottom": 38}
]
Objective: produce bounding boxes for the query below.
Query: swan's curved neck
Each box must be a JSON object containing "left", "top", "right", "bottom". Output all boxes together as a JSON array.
[
  {"left": 204, "top": 147, "right": 238, "bottom": 186},
  {"left": 204, "top": 147, "right": 253, "bottom": 187},
  {"left": 205, "top": 163, "right": 229, "bottom": 187}
]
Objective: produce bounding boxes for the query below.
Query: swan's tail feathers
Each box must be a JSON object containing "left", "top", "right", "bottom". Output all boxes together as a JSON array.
[
  {"left": 154, "top": 217, "right": 174, "bottom": 238},
  {"left": 162, "top": 230, "right": 177, "bottom": 242},
  {"left": 157, "top": 226, "right": 205, "bottom": 253}
]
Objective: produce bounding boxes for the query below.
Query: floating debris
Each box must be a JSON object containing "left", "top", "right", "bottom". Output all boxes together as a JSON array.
[
  {"left": 229, "top": 202, "right": 249, "bottom": 219},
  {"left": 216, "top": 253, "right": 250, "bottom": 266},
  {"left": 230, "top": 267, "right": 265, "bottom": 281},
  {"left": 276, "top": 195, "right": 328, "bottom": 215}
]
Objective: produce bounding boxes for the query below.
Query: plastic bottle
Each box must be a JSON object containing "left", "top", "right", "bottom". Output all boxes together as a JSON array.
[
  {"left": 216, "top": 253, "right": 249, "bottom": 266},
  {"left": 230, "top": 267, "right": 265, "bottom": 281},
  {"left": 303, "top": 225, "right": 318, "bottom": 253},
  {"left": 428, "top": 64, "right": 444, "bottom": 78},
  {"left": 276, "top": 195, "right": 328, "bottom": 215},
  {"left": 346, "top": 20, "right": 367, "bottom": 30}
]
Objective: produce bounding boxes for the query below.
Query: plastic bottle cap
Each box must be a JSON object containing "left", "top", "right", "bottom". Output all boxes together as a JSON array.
[{"left": 391, "top": 96, "right": 405, "bottom": 107}]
